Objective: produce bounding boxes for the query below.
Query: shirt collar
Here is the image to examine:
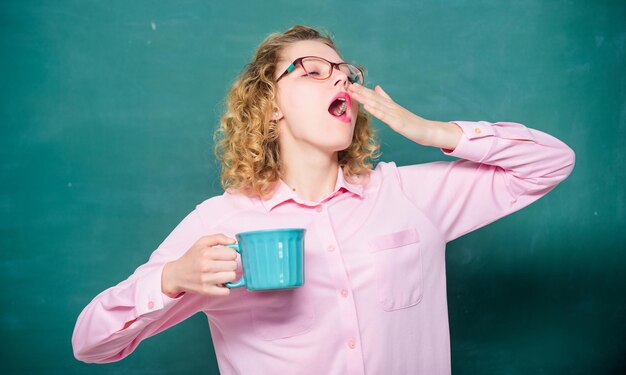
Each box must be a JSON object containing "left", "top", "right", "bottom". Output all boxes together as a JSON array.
[{"left": 261, "top": 167, "right": 365, "bottom": 212}]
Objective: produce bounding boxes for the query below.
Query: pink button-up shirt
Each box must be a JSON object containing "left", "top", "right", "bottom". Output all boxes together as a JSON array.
[{"left": 72, "top": 120, "right": 575, "bottom": 374}]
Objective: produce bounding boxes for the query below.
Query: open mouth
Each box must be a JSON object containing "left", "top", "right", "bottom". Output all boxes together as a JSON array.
[
  {"left": 329, "top": 97, "right": 348, "bottom": 116},
  {"left": 327, "top": 92, "right": 351, "bottom": 122}
]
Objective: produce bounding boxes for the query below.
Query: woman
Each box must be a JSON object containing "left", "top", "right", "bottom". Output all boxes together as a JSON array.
[{"left": 72, "top": 25, "right": 575, "bottom": 374}]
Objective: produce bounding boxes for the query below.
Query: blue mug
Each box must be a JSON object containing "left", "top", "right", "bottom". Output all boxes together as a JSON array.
[{"left": 225, "top": 228, "right": 305, "bottom": 291}]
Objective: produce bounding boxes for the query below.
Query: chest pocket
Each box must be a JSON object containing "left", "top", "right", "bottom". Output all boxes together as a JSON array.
[
  {"left": 369, "top": 227, "right": 423, "bottom": 311},
  {"left": 249, "top": 289, "right": 315, "bottom": 341}
]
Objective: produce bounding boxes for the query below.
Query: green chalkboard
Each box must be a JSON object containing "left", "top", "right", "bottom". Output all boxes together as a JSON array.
[{"left": 1, "top": 0, "right": 624, "bottom": 374}]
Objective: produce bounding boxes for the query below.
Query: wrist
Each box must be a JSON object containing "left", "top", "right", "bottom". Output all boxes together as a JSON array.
[
  {"left": 423, "top": 120, "right": 462, "bottom": 150},
  {"left": 161, "top": 262, "right": 182, "bottom": 298},
  {"left": 401, "top": 115, "right": 431, "bottom": 145}
]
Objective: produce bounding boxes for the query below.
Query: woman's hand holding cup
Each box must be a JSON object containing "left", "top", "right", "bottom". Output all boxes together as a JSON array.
[{"left": 161, "top": 234, "right": 238, "bottom": 298}]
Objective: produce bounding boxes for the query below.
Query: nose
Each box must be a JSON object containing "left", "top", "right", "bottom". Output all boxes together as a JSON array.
[{"left": 332, "top": 68, "right": 349, "bottom": 89}]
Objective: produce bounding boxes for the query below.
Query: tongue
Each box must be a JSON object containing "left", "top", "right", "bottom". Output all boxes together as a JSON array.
[{"left": 328, "top": 99, "right": 344, "bottom": 117}]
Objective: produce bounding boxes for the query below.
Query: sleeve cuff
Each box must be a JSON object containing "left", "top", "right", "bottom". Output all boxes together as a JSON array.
[
  {"left": 441, "top": 121, "right": 496, "bottom": 162},
  {"left": 134, "top": 264, "right": 182, "bottom": 316}
]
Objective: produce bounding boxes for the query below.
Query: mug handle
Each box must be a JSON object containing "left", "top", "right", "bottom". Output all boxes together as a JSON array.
[{"left": 224, "top": 244, "right": 245, "bottom": 289}]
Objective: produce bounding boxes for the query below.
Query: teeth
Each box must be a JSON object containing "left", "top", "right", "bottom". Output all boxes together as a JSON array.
[{"left": 334, "top": 100, "right": 348, "bottom": 116}]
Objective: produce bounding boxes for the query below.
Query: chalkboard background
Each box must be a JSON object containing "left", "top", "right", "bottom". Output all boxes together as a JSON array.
[{"left": 1, "top": 0, "right": 624, "bottom": 373}]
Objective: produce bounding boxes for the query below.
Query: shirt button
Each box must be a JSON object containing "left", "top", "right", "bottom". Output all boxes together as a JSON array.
[
  {"left": 347, "top": 339, "right": 356, "bottom": 349},
  {"left": 327, "top": 245, "right": 335, "bottom": 252},
  {"left": 474, "top": 127, "right": 482, "bottom": 134},
  {"left": 147, "top": 301, "right": 155, "bottom": 310},
  {"left": 315, "top": 205, "right": 323, "bottom": 213},
  {"left": 340, "top": 289, "right": 349, "bottom": 298}
]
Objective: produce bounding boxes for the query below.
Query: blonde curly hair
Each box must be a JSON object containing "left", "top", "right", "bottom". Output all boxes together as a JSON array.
[{"left": 214, "top": 25, "right": 380, "bottom": 199}]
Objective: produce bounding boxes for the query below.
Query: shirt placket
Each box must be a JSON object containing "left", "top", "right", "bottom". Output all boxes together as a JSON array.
[{"left": 312, "top": 202, "right": 366, "bottom": 375}]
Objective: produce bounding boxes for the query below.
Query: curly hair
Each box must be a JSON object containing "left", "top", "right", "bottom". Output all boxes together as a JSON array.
[{"left": 214, "top": 25, "right": 380, "bottom": 199}]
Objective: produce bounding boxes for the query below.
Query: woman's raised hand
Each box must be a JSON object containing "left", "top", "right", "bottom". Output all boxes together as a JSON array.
[
  {"left": 348, "top": 83, "right": 432, "bottom": 144},
  {"left": 348, "top": 83, "right": 463, "bottom": 151},
  {"left": 161, "top": 234, "right": 238, "bottom": 298}
]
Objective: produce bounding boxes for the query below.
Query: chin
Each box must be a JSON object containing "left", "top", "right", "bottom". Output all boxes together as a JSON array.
[
  {"left": 312, "top": 137, "right": 352, "bottom": 154},
  {"left": 330, "top": 138, "right": 354, "bottom": 153}
]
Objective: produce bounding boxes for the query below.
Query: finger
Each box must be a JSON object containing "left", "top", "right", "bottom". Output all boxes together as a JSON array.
[
  {"left": 197, "top": 234, "right": 236, "bottom": 248},
  {"left": 364, "top": 99, "right": 404, "bottom": 125},
  {"left": 350, "top": 84, "right": 404, "bottom": 127},
  {"left": 347, "top": 81, "right": 361, "bottom": 92},
  {"left": 351, "top": 88, "right": 384, "bottom": 108},
  {"left": 211, "top": 271, "right": 238, "bottom": 285},
  {"left": 204, "top": 260, "right": 238, "bottom": 272},
  {"left": 363, "top": 103, "right": 389, "bottom": 123},
  {"left": 349, "top": 82, "right": 377, "bottom": 99},
  {"left": 205, "top": 284, "right": 231, "bottom": 296},
  {"left": 204, "top": 247, "right": 238, "bottom": 261},
  {"left": 375, "top": 85, "right": 392, "bottom": 100},
  {"left": 348, "top": 82, "right": 376, "bottom": 99},
  {"left": 351, "top": 82, "right": 384, "bottom": 98},
  {"left": 350, "top": 84, "right": 394, "bottom": 109}
]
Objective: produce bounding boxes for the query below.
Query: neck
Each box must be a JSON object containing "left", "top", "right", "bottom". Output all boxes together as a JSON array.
[{"left": 280, "top": 145, "right": 339, "bottom": 203}]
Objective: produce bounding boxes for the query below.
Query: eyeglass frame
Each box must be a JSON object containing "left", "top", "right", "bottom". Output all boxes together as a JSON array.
[{"left": 275, "top": 56, "right": 365, "bottom": 85}]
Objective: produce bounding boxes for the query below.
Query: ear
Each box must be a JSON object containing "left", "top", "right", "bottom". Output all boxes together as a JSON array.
[{"left": 272, "top": 107, "right": 284, "bottom": 122}]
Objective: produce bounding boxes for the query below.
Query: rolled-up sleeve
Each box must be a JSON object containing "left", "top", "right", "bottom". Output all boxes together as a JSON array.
[
  {"left": 72, "top": 209, "right": 209, "bottom": 363},
  {"left": 397, "top": 120, "right": 575, "bottom": 243}
]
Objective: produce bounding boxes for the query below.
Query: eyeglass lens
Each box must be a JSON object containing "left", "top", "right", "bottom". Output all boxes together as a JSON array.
[{"left": 301, "top": 58, "right": 363, "bottom": 85}]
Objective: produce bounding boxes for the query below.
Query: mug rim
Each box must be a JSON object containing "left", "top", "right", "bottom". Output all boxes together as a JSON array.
[{"left": 236, "top": 228, "right": 305, "bottom": 237}]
